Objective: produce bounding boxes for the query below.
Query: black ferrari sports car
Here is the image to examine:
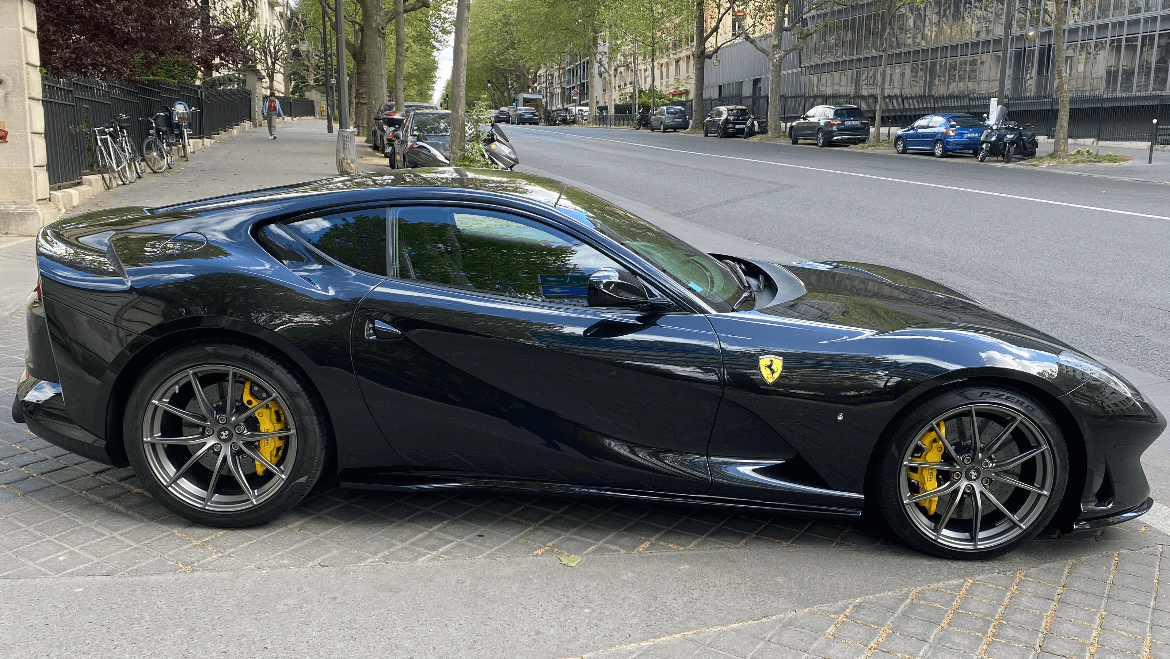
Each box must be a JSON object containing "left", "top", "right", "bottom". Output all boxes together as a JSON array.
[{"left": 13, "top": 170, "right": 1164, "bottom": 559}]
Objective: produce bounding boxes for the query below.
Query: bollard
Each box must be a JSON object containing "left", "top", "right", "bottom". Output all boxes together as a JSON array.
[
  {"left": 1151, "top": 119, "right": 1158, "bottom": 165},
  {"left": 337, "top": 128, "right": 357, "bottom": 175}
]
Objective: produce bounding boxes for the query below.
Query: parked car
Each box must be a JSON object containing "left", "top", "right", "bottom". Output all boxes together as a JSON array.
[
  {"left": 390, "top": 110, "right": 451, "bottom": 169},
  {"left": 510, "top": 107, "right": 540, "bottom": 125},
  {"left": 649, "top": 105, "right": 690, "bottom": 132},
  {"left": 495, "top": 107, "right": 515, "bottom": 124},
  {"left": 789, "top": 105, "right": 870, "bottom": 147},
  {"left": 550, "top": 108, "right": 572, "bottom": 125},
  {"left": 703, "top": 106, "right": 752, "bottom": 137},
  {"left": 895, "top": 113, "right": 985, "bottom": 157},
  {"left": 373, "top": 101, "right": 438, "bottom": 155},
  {"left": 17, "top": 169, "right": 1162, "bottom": 559}
]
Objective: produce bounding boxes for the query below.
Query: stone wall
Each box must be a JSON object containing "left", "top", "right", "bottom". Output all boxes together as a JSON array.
[{"left": 0, "top": 0, "right": 58, "bottom": 235}]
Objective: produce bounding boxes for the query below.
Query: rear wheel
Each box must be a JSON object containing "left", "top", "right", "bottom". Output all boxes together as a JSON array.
[
  {"left": 816, "top": 129, "right": 827, "bottom": 147},
  {"left": 875, "top": 385, "right": 1067, "bottom": 560},
  {"left": 143, "top": 137, "right": 166, "bottom": 173},
  {"left": 894, "top": 137, "right": 906, "bottom": 154},
  {"left": 124, "top": 341, "right": 329, "bottom": 528},
  {"left": 933, "top": 140, "right": 947, "bottom": 158}
]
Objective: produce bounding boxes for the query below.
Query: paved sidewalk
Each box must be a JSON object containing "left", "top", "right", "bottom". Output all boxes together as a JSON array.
[{"left": 2, "top": 127, "right": 1169, "bottom": 658}]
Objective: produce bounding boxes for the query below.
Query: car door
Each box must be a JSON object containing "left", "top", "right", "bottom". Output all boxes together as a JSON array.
[
  {"left": 918, "top": 115, "right": 944, "bottom": 149},
  {"left": 350, "top": 204, "right": 722, "bottom": 493},
  {"left": 796, "top": 107, "right": 818, "bottom": 138},
  {"left": 904, "top": 116, "right": 929, "bottom": 149}
]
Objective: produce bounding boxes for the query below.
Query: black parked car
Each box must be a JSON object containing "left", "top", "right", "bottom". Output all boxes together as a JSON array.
[
  {"left": 790, "top": 105, "right": 870, "bottom": 147},
  {"left": 389, "top": 110, "right": 451, "bottom": 169},
  {"left": 372, "top": 101, "right": 438, "bottom": 154},
  {"left": 650, "top": 105, "right": 690, "bottom": 132},
  {"left": 494, "top": 107, "right": 514, "bottom": 124},
  {"left": 550, "top": 108, "right": 572, "bottom": 125},
  {"left": 703, "top": 106, "right": 752, "bottom": 137},
  {"left": 510, "top": 107, "right": 540, "bottom": 125},
  {"left": 13, "top": 170, "right": 1163, "bottom": 559}
]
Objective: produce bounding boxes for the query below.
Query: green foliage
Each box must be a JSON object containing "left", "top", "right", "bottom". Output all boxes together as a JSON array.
[
  {"left": 1032, "top": 149, "right": 1132, "bottom": 165},
  {"left": 451, "top": 101, "right": 497, "bottom": 167},
  {"left": 134, "top": 55, "right": 199, "bottom": 82}
]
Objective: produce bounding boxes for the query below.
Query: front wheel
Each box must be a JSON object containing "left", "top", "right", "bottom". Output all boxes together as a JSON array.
[
  {"left": 124, "top": 341, "right": 330, "bottom": 527},
  {"left": 977, "top": 145, "right": 989, "bottom": 162},
  {"left": 875, "top": 385, "right": 1068, "bottom": 559},
  {"left": 180, "top": 129, "right": 190, "bottom": 161},
  {"left": 894, "top": 137, "right": 906, "bottom": 154},
  {"left": 790, "top": 129, "right": 798, "bottom": 145},
  {"left": 143, "top": 137, "right": 166, "bottom": 173},
  {"left": 1003, "top": 145, "right": 1014, "bottom": 164}
]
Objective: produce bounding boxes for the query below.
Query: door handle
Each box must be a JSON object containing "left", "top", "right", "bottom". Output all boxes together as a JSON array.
[{"left": 364, "top": 317, "right": 403, "bottom": 340}]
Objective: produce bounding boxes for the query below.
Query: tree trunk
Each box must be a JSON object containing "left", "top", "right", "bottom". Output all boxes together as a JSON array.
[
  {"left": 632, "top": 39, "right": 639, "bottom": 118},
  {"left": 448, "top": 0, "right": 471, "bottom": 161},
  {"left": 873, "top": 46, "right": 888, "bottom": 142},
  {"left": 588, "top": 49, "right": 598, "bottom": 123},
  {"left": 687, "top": 0, "right": 706, "bottom": 133},
  {"left": 1052, "top": 0, "right": 1069, "bottom": 157},
  {"left": 394, "top": 0, "right": 406, "bottom": 113},
  {"left": 358, "top": 21, "right": 387, "bottom": 139},
  {"left": 767, "top": 0, "right": 784, "bottom": 137}
]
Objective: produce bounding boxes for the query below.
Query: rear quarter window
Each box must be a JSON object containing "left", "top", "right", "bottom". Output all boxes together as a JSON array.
[
  {"left": 286, "top": 209, "right": 388, "bottom": 276},
  {"left": 947, "top": 115, "right": 982, "bottom": 127}
]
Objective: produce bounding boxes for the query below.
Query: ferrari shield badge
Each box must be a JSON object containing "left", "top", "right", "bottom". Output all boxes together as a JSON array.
[{"left": 758, "top": 356, "right": 783, "bottom": 384}]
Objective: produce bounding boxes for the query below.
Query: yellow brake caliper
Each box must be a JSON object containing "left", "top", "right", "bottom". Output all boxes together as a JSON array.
[
  {"left": 907, "top": 421, "right": 945, "bottom": 515},
  {"left": 242, "top": 381, "right": 287, "bottom": 476}
]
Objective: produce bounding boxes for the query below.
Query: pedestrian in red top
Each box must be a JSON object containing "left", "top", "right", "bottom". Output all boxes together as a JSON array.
[{"left": 263, "top": 95, "right": 284, "bottom": 139}]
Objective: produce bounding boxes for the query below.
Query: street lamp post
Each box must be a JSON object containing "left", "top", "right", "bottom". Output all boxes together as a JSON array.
[
  {"left": 334, "top": 0, "right": 355, "bottom": 174},
  {"left": 996, "top": 2, "right": 1041, "bottom": 105}
]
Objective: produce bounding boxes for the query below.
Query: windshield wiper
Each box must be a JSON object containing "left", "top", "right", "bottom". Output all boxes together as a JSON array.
[{"left": 733, "top": 288, "right": 756, "bottom": 311}]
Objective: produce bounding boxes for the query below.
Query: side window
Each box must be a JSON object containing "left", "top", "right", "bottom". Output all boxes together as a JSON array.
[
  {"left": 286, "top": 209, "right": 388, "bottom": 275},
  {"left": 926, "top": 116, "right": 944, "bottom": 128},
  {"left": 912, "top": 117, "right": 930, "bottom": 129},
  {"left": 393, "top": 207, "right": 621, "bottom": 306}
]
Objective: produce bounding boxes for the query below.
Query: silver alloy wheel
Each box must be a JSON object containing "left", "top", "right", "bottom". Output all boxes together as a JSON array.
[
  {"left": 899, "top": 404, "right": 1055, "bottom": 551},
  {"left": 140, "top": 365, "right": 298, "bottom": 512}
]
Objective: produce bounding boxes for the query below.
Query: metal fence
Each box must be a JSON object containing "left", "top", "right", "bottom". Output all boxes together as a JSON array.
[
  {"left": 41, "top": 76, "right": 275, "bottom": 188},
  {"left": 773, "top": 93, "right": 1170, "bottom": 143},
  {"left": 278, "top": 97, "right": 316, "bottom": 118}
]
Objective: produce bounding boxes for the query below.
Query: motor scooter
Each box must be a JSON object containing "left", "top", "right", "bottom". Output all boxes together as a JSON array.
[
  {"left": 633, "top": 109, "right": 650, "bottom": 130},
  {"left": 977, "top": 107, "right": 1039, "bottom": 164}
]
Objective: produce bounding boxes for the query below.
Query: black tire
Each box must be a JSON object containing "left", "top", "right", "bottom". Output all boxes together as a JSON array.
[
  {"left": 1003, "top": 145, "right": 1014, "bottom": 164},
  {"left": 933, "top": 140, "right": 947, "bottom": 158},
  {"left": 874, "top": 385, "right": 1068, "bottom": 560},
  {"left": 143, "top": 137, "right": 166, "bottom": 173},
  {"left": 816, "top": 129, "right": 827, "bottom": 147},
  {"left": 977, "top": 145, "right": 989, "bottom": 162},
  {"left": 972, "top": 149, "right": 981, "bottom": 157},
  {"left": 635, "top": 122, "right": 641, "bottom": 130},
  {"left": 790, "top": 129, "right": 798, "bottom": 145},
  {"left": 180, "top": 130, "right": 190, "bottom": 162},
  {"left": 123, "top": 341, "right": 330, "bottom": 528},
  {"left": 894, "top": 137, "right": 906, "bottom": 154}
]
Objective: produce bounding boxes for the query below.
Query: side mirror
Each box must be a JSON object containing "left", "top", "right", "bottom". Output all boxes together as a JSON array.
[
  {"left": 588, "top": 268, "right": 651, "bottom": 308},
  {"left": 392, "top": 131, "right": 403, "bottom": 142}
]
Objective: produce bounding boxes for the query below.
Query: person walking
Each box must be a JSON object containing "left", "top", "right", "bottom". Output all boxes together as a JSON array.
[{"left": 262, "top": 94, "right": 284, "bottom": 139}]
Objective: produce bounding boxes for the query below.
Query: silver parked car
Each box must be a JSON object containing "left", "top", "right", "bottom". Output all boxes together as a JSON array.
[{"left": 650, "top": 105, "right": 689, "bottom": 132}]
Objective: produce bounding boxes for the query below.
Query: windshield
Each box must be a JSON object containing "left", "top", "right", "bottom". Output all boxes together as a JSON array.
[
  {"left": 413, "top": 113, "right": 450, "bottom": 135},
  {"left": 834, "top": 108, "right": 865, "bottom": 119},
  {"left": 726, "top": 108, "right": 750, "bottom": 119},
  {"left": 947, "top": 115, "right": 982, "bottom": 127},
  {"left": 582, "top": 204, "right": 745, "bottom": 312}
]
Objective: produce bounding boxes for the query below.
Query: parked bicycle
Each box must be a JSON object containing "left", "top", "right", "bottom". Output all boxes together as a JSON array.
[
  {"left": 142, "top": 102, "right": 199, "bottom": 172},
  {"left": 91, "top": 121, "right": 130, "bottom": 189},
  {"left": 111, "top": 113, "right": 143, "bottom": 181}
]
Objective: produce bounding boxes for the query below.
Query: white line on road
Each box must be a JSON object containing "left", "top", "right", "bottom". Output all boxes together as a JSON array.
[{"left": 532, "top": 128, "right": 1170, "bottom": 223}]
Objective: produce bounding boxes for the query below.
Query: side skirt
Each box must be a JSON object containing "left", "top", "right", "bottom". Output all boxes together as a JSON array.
[{"left": 338, "top": 473, "right": 864, "bottom": 520}]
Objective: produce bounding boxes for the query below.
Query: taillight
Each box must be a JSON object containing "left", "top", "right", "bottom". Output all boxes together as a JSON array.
[
  {"left": 828, "top": 120, "right": 842, "bottom": 126},
  {"left": 944, "top": 129, "right": 955, "bottom": 136},
  {"left": 860, "top": 121, "right": 869, "bottom": 126}
]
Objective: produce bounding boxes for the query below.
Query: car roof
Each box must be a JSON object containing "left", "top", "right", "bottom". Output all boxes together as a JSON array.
[{"left": 151, "top": 170, "right": 604, "bottom": 233}]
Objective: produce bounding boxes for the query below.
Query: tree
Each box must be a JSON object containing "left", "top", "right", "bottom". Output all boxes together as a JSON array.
[
  {"left": 1051, "top": 0, "right": 1070, "bottom": 157},
  {"left": 687, "top": 0, "right": 740, "bottom": 133},
  {"left": 255, "top": 22, "right": 291, "bottom": 94},
  {"left": 742, "top": 0, "right": 836, "bottom": 137},
  {"left": 868, "top": 0, "right": 928, "bottom": 142},
  {"left": 35, "top": 0, "right": 246, "bottom": 81},
  {"left": 448, "top": 0, "right": 470, "bottom": 160},
  {"left": 348, "top": 0, "right": 432, "bottom": 136}
]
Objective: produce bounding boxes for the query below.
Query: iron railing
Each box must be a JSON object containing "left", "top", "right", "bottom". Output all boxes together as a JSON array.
[{"left": 41, "top": 76, "right": 308, "bottom": 188}]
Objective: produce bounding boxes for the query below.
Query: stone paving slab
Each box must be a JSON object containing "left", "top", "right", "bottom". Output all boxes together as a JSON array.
[{"left": 575, "top": 546, "right": 1169, "bottom": 659}]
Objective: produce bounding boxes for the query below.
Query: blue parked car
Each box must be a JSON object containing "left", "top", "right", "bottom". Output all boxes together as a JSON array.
[{"left": 894, "top": 113, "right": 985, "bottom": 157}]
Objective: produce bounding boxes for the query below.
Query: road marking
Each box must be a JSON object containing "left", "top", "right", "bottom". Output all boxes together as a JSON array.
[{"left": 529, "top": 128, "right": 1170, "bottom": 223}]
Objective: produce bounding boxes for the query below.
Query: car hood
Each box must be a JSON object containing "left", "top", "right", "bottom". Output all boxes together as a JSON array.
[
  {"left": 417, "top": 135, "right": 450, "bottom": 159},
  {"left": 757, "top": 260, "right": 1078, "bottom": 356}
]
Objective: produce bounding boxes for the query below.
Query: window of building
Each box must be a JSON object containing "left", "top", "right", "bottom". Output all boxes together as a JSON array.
[
  {"left": 392, "top": 207, "right": 619, "bottom": 306},
  {"left": 686, "top": 55, "right": 692, "bottom": 74},
  {"left": 286, "top": 209, "right": 388, "bottom": 276},
  {"left": 675, "top": 60, "right": 681, "bottom": 77}
]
